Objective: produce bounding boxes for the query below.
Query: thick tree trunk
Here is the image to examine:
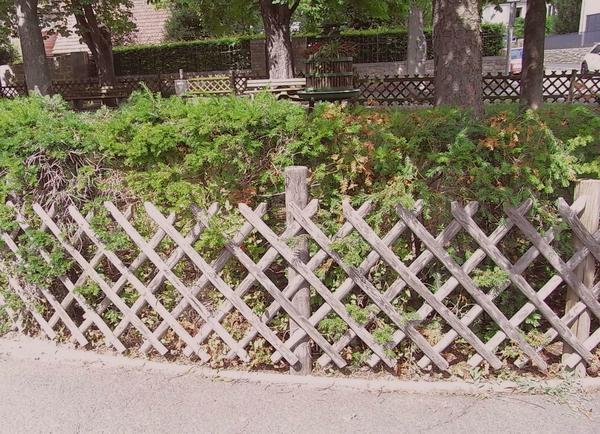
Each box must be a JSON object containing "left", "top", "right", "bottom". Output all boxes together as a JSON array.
[
  {"left": 72, "top": 1, "right": 116, "bottom": 85},
  {"left": 433, "top": 0, "right": 483, "bottom": 118},
  {"left": 259, "top": 0, "right": 295, "bottom": 79},
  {"left": 14, "top": 0, "right": 52, "bottom": 95},
  {"left": 407, "top": 4, "right": 427, "bottom": 76},
  {"left": 519, "top": 0, "right": 546, "bottom": 110}
]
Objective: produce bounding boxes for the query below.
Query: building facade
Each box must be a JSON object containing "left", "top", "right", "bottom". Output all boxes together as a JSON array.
[
  {"left": 482, "top": 1, "right": 557, "bottom": 27},
  {"left": 482, "top": 1, "right": 528, "bottom": 26},
  {"left": 579, "top": 0, "right": 600, "bottom": 35}
]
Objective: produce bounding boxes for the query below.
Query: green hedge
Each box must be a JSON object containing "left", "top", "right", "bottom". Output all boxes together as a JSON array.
[
  {"left": 308, "top": 24, "right": 505, "bottom": 61},
  {"left": 114, "top": 24, "right": 505, "bottom": 76},
  {"left": 114, "top": 36, "right": 253, "bottom": 75}
]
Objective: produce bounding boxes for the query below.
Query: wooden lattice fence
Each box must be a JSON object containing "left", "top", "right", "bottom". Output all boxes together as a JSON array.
[
  {"left": 0, "top": 71, "right": 254, "bottom": 103},
  {"left": 2, "top": 70, "right": 599, "bottom": 109},
  {"left": 357, "top": 70, "right": 600, "bottom": 106},
  {"left": 2, "top": 170, "right": 600, "bottom": 375}
]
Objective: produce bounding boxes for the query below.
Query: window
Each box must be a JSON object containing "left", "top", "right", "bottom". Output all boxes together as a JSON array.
[
  {"left": 593, "top": 44, "right": 600, "bottom": 55},
  {"left": 515, "top": 7, "right": 523, "bottom": 18}
]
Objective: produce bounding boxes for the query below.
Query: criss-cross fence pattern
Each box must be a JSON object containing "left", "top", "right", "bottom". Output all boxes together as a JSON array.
[
  {"left": 0, "top": 83, "right": 27, "bottom": 98},
  {"left": 2, "top": 70, "right": 599, "bottom": 107},
  {"left": 357, "top": 70, "right": 600, "bottom": 106},
  {"left": 2, "top": 173, "right": 600, "bottom": 374},
  {"left": 0, "top": 71, "right": 254, "bottom": 102}
]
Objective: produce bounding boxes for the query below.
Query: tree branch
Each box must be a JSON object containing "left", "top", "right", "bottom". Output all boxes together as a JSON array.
[{"left": 290, "top": 0, "right": 301, "bottom": 15}]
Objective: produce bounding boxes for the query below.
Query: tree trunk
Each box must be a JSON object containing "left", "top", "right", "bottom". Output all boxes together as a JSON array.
[
  {"left": 72, "top": 1, "right": 116, "bottom": 85},
  {"left": 14, "top": 0, "right": 52, "bottom": 95},
  {"left": 259, "top": 0, "right": 295, "bottom": 79},
  {"left": 519, "top": 0, "right": 546, "bottom": 111},
  {"left": 407, "top": 3, "right": 427, "bottom": 76},
  {"left": 433, "top": 0, "right": 483, "bottom": 118}
]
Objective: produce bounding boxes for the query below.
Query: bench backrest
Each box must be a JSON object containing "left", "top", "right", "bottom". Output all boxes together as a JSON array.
[
  {"left": 58, "top": 83, "right": 132, "bottom": 98},
  {"left": 246, "top": 78, "right": 306, "bottom": 89}
]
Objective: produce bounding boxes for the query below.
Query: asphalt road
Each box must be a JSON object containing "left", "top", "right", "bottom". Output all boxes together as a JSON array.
[{"left": 1, "top": 335, "right": 599, "bottom": 434}]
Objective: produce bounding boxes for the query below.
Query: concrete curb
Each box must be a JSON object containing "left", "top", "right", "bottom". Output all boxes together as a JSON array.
[{"left": 2, "top": 334, "right": 600, "bottom": 395}]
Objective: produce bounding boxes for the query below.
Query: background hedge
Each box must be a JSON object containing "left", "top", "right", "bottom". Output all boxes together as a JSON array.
[
  {"left": 114, "top": 24, "right": 505, "bottom": 76},
  {"left": 114, "top": 37, "right": 253, "bottom": 76},
  {"left": 308, "top": 24, "right": 505, "bottom": 63}
]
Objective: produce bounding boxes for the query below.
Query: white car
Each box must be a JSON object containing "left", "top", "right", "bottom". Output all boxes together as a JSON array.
[{"left": 581, "top": 43, "right": 600, "bottom": 73}]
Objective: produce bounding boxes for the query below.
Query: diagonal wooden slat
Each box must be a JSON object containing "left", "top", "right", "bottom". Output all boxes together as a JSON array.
[
  {"left": 6, "top": 204, "right": 125, "bottom": 351},
  {"left": 0, "top": 215, "right": 55, "bottom": 338},
  {"left": 102, "top": 202, "right": 238, "bottom": 362},
  {"left": 451, "top": 203, "right": 594, "bottom": 364},
  {"left": 288, "top": 202, "right": 450, "bottom": 371},
  {"left": 0, "top": 291, "right": 17, "bottom": 332},
  {"left": 475, "top": 229, "right": 600, "bottom": 368},
  {"left": 276, "top": 200, "right": 426, "bottom": 367},
  {"left": 4, "top": 276, "right": 57, "bottom": 339},
  {"left": 214, "top": 228, "right": 348, "bottom": 368},
  {"left": 40, "top": 207, "right": 94, "bottom": 329},
  {"left": 270, "top": 201, "right": 422, "bottom": 364},
  {"left": 397, "top": 204, "right": 548, "bottom": 370},
  {"left": 144, "top": 202, "right": 300, "bottom": 366},
  {"left": 423, "top": 197, "right": 584, "bottom": 369},
  {"left": 388, "top": 200, "right": 532, "bottom": 369},
  {"left": 105, "top": 202, "right": 247, "bottom": 361},
  {"left": 244, "top": 200, "right": 383, "bottom": 363},
  {"left": 564, "top": 284, "right": 600, "bottom": 368},
  {"left": 0, "top": 229, "right": 88, "bottom": 347},
  {"left": 109, "top": 205, "right": 217, "bottom": 346},
  {"left": 238, "top": 203, "right": 397, "bottom": 368},
  {"left": 77, "top": 210, "right": 179, "bottom": 337},
  {"left": 47, "top": 207, "right": 135, "bottom": 331},
  {"left": 32, "top": 204, "right": 170, "bottom": 355},
  {"left": 145, "top": 202, "right": 276, "bottom": 357},
  {"left": 505, "top": 205, "right": 600, "bottom": 323},
  {"left": 344, "top": 201, "right": 504, "bottom": 370},
  {"left": 558, "top": 198, "right": 600, "bottom": 264},
  {"left": 187, "top": 203, "right": 344, "bottom": 362},
  {"left": 330, "top": 200, "right": 483, "bottom": 369},
  {"left": 517, "top": 282, "right": 600, "bottom": 369}
]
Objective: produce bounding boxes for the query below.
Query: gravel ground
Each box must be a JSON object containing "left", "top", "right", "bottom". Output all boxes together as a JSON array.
[{"left": 1, "top": 334, "right": 599, "bottom": 434}]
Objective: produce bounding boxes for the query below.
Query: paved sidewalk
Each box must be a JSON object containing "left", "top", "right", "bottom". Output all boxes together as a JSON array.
[{"left": 0, "top": 334, "right": 599, "bottom": 434}]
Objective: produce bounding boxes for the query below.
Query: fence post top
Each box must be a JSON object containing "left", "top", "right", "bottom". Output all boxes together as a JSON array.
[
  {"left": 576, "top": 179, "right": 600, "bottom": 186},
  {"left": 285, "top": 166, "right": 309, "bottom": 175}
]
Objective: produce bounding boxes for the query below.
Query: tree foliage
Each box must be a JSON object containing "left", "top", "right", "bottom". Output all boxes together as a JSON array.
[
  {"left": 296, "top": 0, "right": 413, "bottom": 31},
  {"left": 163, "top": 0, "right": 421, "bottom": 39},
  {"left": 0, "top": 0, "right": 17, "bottom": 65},
  {"left": 553, "top": 0, "right": 582, "bottom": 34},
  {"left": 0, "top": 27, "right": 18, "bottom": 65},
  {"left": 164, "top": 0, "right": 261, "bottom": 40}
]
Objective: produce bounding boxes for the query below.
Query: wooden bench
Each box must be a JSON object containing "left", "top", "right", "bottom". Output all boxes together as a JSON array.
[
  {"left": 187, "top": 75, "right": 235, "bottom": 96},
  {"left": 60, "top": 83, "right": 132, "bottom": 109},
  {"left": 244, "top": 78, "right": 306, "bottom": 99}
]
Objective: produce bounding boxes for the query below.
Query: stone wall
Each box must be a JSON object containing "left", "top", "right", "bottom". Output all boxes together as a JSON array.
[
  {"left": 7, "top": 52, "right": 94, "bottom": 85},
  {"left": 544, "top": 48, "right": 590, "bottom": 67}
]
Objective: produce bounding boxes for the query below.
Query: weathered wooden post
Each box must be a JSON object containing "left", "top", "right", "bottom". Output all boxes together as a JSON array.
[
  {"left": 174, "top": 69, "right": 189, "bottom": 96},
  {"left": 285, "top": 166, "right": 312, "bottom": 374},
  {"left": 567, "top": 69, "right": 578, "bottom": 103},
  {"left": 563, "top": 179, "right": 600, "bottom": 376}
]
